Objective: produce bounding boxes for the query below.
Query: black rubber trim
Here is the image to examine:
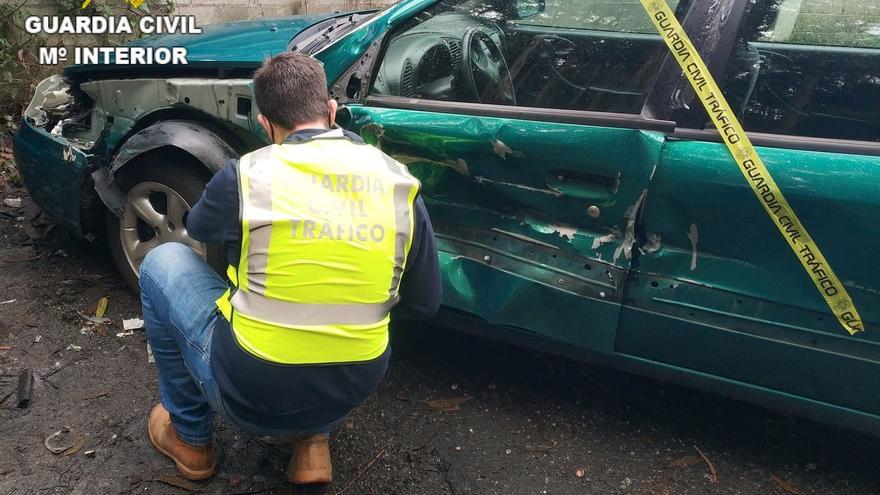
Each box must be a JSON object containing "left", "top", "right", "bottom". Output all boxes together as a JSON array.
[
  {"left": 644, "top": 0, "right": 750, "bottom": 125},
  {"left": 364, "top": 95, "right": 676, "bottom": 132},
  {"left": 671, "top": 128, "right": 880, "bottom": 156}
]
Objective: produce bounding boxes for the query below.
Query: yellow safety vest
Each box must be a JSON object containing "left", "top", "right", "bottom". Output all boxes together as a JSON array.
[{"left": 215, "top": 129, "right": 420, "bottom": 364}]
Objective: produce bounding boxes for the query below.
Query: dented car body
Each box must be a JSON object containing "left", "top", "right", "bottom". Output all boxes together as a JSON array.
[{"left": 13, "top": 0, "right": 880, "bottom": 434}]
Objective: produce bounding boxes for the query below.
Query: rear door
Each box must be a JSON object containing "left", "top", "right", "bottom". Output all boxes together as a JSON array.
[
  {"left": 618, "top": 0, "right": 880, "bottom": 417},
  {"left": 342, "top": 0, "right": 690, "bottom": 356}
]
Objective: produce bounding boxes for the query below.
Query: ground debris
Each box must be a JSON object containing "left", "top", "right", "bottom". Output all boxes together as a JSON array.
[
  {"left": 122, "top": 317, "right": 144, "bottom": 330},
  {"left": 63, "top": 433, "right": 85, "bottom": 456},
  {"left": 80, "top": 390, "right": 109, "bottom": 400},
  {"left": 44, "top": 427, "right": 84, "bottom": 455},
  {"left": 152, "top": 474, "right": 205, "bottom": 492},
  {"left": 118, "top": 317, "right": 144, "bottom": 337},
  {"left": 422, "top": 396, "right": 474, "bottom": 412},
  {"left": 3, "top": 197, "right": 21, "bottom": 208},
  {"left": 334, "top": 447, "right": 387, "bottom": 495},
  {"left": 94, "top": 297, "right": 109, "bottom": 319},
  {"left": 770, "top": 473, "right": 802, "bottom": 494},
  {"left": 16, "top": 369, "right": 32, "bottom": 408},
  {"left": 694, "top": 445, "right": 718, "bottom": 483},
  {"left": 76, "top": 310, "right": 111, "bottom": 326}
]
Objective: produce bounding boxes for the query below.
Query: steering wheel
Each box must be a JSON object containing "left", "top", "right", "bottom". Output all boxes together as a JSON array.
[{"left": 460, "top": 27, "right": 516, "bottom": 106}]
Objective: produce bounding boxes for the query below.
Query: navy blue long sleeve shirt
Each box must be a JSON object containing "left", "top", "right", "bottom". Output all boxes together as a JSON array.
[{"left": 187, "top": 128, "right": 441, "bottom": 431}]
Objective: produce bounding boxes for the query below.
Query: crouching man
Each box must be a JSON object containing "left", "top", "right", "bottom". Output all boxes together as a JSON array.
[{"left": 138, "top": 52, "right": 441, "bottom": 484}]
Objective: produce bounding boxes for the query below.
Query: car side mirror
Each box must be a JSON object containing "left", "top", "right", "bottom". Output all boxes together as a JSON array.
[{"left": 511, "top": 0, "right": 545, "bottom": 19}]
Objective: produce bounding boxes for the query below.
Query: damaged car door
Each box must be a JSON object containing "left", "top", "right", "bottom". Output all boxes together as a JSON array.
[
  {"left": 341, "top": 0, "right": 689, "bottom": 356},
  {"left": 617, "top": 0, "right": 880, "bottom": 428}
]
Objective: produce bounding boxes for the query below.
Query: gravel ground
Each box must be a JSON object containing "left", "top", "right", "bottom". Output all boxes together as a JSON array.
[{"left": 1, "top": 186, "right": 880, "bottom": 495}]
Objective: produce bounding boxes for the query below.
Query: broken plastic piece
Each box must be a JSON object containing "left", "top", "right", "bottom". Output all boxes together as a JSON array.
[
  {"left": 122, "top": 317, "right": 144, "bottom": 331},
  {"left": 24, "top": 75, "right": 73, "bottom": 127},
  {"left": 3, "top": 198, "right": 21, "bottom": 208}
]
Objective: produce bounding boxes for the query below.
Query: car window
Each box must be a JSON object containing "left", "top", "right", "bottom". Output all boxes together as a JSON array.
[
  {"left": 370, "top": 0, "right": 690, "bottom": 113},
  {"left": 718, "top": 0, "right": 880, "bottom": 142}
]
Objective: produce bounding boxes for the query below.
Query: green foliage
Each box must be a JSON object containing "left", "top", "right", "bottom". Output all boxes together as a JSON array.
[{"left": 0, "top": 1, "right": 44, "bottom": 132}]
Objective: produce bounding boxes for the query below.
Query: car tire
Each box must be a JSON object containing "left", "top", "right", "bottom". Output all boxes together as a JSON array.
[{"left": 105, "top": 155, "right": 224, "bottom": 293}]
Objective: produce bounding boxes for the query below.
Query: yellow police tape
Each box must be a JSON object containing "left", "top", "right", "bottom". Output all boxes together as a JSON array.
[{"left": 639, "top": 0, "right": 863, "bottom": 334}]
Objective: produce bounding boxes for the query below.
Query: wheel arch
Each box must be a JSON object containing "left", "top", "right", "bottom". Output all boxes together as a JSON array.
[{"left": 92, "top": 120, "right": 240, "bottom": 217}]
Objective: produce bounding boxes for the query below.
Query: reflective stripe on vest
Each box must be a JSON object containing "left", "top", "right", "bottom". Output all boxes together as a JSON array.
[{"left": 215, "top": 130, "right": 420, "bottom": 364}]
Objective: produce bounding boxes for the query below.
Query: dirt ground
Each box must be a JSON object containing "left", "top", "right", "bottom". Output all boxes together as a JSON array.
[{"left": 2, "top": 185, "right": 880, "bottom": 495}]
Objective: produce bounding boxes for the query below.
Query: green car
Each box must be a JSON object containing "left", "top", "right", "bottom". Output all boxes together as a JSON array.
[{"left": 13, "top": 0, "right": 880, "bottom": 435}]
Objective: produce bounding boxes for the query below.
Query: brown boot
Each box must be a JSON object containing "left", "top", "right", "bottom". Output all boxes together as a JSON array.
[
  {"left": 147, "top": 404, "right": 216, "bottom": 481},
  {"left": 286, "top": 434, "right": 332, "bottom": 484}
]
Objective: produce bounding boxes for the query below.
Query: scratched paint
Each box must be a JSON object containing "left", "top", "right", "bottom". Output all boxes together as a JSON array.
[
  {"left": 687, "top": 223, "right": 699, "bottom": 271},
  {"left": 591, "top": 229, "right": 621, "bottom": 250},
  {"left": 527, "top": 222, "right": 578, "bottom": 240},
  {"left": 613, "top": 190, "right": 647, "bottom": 263},
  {"left": 491, "top": 139, "right": 523, "bottom": 160},
  {"left": 641, "top": 232, "right": 662, "bottom": 254}
]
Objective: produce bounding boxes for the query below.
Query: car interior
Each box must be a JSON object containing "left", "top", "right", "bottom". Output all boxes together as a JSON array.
[{"left": 371, "top": 0, "right": 689, "bottom": 114}]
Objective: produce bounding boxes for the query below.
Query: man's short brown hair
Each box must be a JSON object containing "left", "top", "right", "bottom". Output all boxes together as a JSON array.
[{"left": 253, "top": 52, "right": 329, "bottom": 129}]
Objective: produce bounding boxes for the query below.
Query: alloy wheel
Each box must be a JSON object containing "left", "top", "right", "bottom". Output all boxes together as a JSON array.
[{"left": 119, "top": 181, "right": 206, "bottom": 276}]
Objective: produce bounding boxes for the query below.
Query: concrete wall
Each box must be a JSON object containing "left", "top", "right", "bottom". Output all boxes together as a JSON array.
[
  {"left": 13, "top": 0, "right": 398, "bottom": 24},
  {"left": 531, "top": 0, "right": 671, "bottom": 32}
]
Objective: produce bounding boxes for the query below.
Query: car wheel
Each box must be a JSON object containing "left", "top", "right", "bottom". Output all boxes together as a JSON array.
[{"left": 105, "top": 156, "right": 223, "bottom": 292}]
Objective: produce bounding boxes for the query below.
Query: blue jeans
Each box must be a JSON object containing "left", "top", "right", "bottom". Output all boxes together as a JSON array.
[{"left": 140, "top": 243, "right": 334, "bottom": 445}]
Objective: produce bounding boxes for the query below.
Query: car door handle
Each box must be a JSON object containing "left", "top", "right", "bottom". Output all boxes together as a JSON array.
[{"left": 546, "top": 172, "right": 614, "bottom": 202}]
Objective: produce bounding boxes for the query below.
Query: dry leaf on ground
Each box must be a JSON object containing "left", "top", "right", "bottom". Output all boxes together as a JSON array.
[
  {"left": 94, "top": 296, "right": 108, "bottom": 318},
  {"left": 695, "top": 446, "right": 718, "bottom": 483},
  {"left": 62, "top": 433, "right": 85, "bottom": 456}
]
